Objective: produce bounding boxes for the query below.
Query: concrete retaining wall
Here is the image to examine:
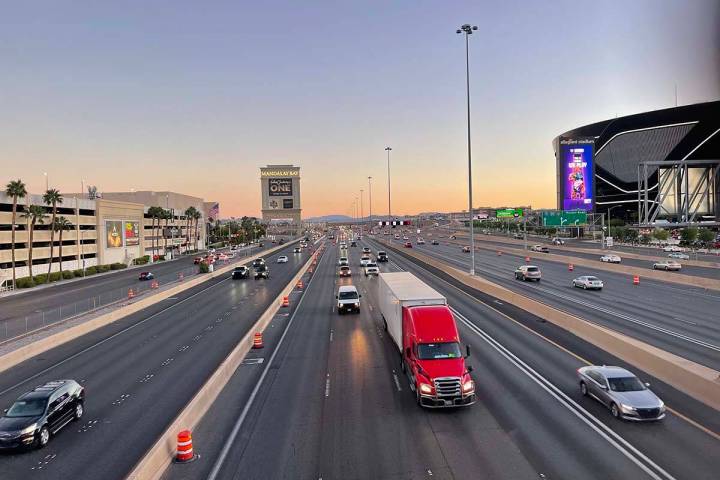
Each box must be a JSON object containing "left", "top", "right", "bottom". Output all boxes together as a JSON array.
[{"left": 379, "top": 239, "right": 720, "bottom": 412}]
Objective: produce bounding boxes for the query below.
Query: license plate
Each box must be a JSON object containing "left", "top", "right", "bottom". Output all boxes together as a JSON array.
[{"left": 444, "top": 400, "right": 452, "bottom": 406}]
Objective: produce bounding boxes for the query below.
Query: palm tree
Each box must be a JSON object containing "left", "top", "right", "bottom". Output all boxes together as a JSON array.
[
  {"left": 162, "top": 208, "right": 171, "bottom": 257},
  {"left": 21, "top": 205, "right": 47, "bottom": 280},
  {"left": 184, "top": 207, "right": 194, "bottom": 252},
  {"left": 52, "top": 216, "right": 72, "bottom": 279},
  {"left": 43, "top": 188, "right": 63, "bottom": 277},
  {"left": 193, "top": 210, "right": 202, "bottom": 251},
  {"left": 147, "top": 206, "right": 163, "bottom": 259},
  {"left": 4, "top": 179, "right": 27, "bottom": 288}
]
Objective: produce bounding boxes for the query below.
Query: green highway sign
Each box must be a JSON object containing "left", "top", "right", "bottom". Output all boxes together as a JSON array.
[
  {"left": 496, "top": 208, "right": 524, "bottom": 218},
  {"left": 543, "top": 210, "right": 588, "bottom": 227}
]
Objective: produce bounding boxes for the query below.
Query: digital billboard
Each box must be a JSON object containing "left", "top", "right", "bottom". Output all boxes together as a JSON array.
[
  {"left": 496, "top": 208, "right": 524, "bottom": 218},
  {"left": 268, "top": 178, "right": 293, "bottom": 197},
  {"left": 283, "top": 199, "right": 294, "bottom": 209},
  {"left": 106, "top": 220, "right": 123, "bottom": 248},
  {"left": 124, "top": 221, "right": 140, "bottom": 246},
  {"left": 561, "top": 142, "right": 594, "bottom": 211}
]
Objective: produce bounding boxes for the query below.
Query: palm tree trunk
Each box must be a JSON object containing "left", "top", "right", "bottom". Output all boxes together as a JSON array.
[
  {"left": 10, "top": 199, "right": 17, "bottom": 287},
  {"left": 164, "top": 216, "right": 169, "bottom": 257},
  {"left": 47, "top": 203, "right": 57, "bottom": 277},
  {"left": 28, "top": 221, "right": 35, "bottom": 280},
  {"left": 58, "top": 229, "right": 63, "bottom": 279}
]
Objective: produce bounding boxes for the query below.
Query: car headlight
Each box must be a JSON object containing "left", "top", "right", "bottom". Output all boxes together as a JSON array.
[
  {"left": 19, "top": 424, "right": 37, "bottom": 435},
  {"left": 658, "top": 400, "right": 665, "bottom": 411},
  {"left": 620, "top": 404, "right": 636, "bottom": 413},
  {"left": 419, "top": 383, "right": 433, "bottom": 394},
  {"left": 354, "top": 302, "right": 360, "bottom": 307},
  {"left": 462, "top": 380, "right": 475, "bottom": 393}
]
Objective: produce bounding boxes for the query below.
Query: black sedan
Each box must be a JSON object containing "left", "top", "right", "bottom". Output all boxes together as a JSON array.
[
  {"left": 231, "top": 266, "right": 249, "bottom": 279},
  {"left": 138, "top": 271, "right": 154, "bottom": 281},
  {"left": 254, "top": 265, "right": 270, "bottom": 279}
]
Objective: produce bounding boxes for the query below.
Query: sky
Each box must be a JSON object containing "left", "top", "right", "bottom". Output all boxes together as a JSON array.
[{"left": 1, "top": 0, "right": 718, "bottom": 218}]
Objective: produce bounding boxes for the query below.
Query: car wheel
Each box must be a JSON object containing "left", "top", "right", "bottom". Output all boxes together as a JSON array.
[
  {"left": 580, "top": 381, "right": 588, "bottom": 396},
  {"left": 583, "top": 284, "right": 587, "bottom": 290},
  {"left": 610, "top": 403, "right": 621, "bottom": 419},
  {"left": 74, "top": 401, "right": 84, "bottom": 420},
  {"left": 36, "top": 426, "right": 50, "bottom": 449}
]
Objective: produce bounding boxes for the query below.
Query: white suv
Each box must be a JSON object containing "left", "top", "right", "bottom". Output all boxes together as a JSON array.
[
  {"left": 336, "top": 285, "right": 361, "bottom": 314},
  {"left": 364, "top": 262, "right": 379, "bottom": 276}
]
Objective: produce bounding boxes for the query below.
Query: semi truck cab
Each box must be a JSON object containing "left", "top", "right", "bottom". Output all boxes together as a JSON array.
[{"left": 402, "top": 305, "right": 476, "bottom": 407}]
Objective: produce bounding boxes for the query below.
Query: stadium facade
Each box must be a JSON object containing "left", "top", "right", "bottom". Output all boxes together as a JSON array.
[{"left": 553, "top": 101, "right": 720, "bottom": 226}]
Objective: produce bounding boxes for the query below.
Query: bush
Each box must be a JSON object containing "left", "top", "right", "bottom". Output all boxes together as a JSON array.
[
  {"left": 73, "top": 268, "right": 85, "bottom": 277},
  {"left": 48, "top": 272, "right": 63, "bottom": 282},
  {"left": 33, "top": 274, "right": 48, "bottom": 284},
  {"left": 85, "top": 266, "right": 98, "bottom": 275},
  {"left": 198, "top": 262, "right": 210, "bottom": 273},
  {"left": 133, "top": 257, "right": 149, "bottom": 265},
  {"left": 62, "top": 270, "right": 75, "bottom": 279},
  {"left": 110, "top": 262, "right": 126, "bottom": 270},
  {"left": 15, "top": 277, "right": 35, "bottom": 288}
]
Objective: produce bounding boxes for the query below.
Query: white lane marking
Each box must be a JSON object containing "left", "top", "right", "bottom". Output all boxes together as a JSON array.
[
  {"left": 673, "top": 317, "right": 698, "bottom": 326},
  {"left": 242, "top": 358, "right": 264, "bottom": 365},
  {"left": 329, "top": 330, "right": 334, "bottom": 342},
  {"left": 494, "top": 300, "right": 504, "bottom": 305},
  {"left": 325, "top": 374, "right": 331, "bottom": 397},
  {"left": 392, "top": 370, "right": 402, "bottom": 391},
  {"left": 206, "top": 246, "right": 329, "bottom": 480},
  {"left": 451, "top": 307, "right": 676, "bottom": 480}
]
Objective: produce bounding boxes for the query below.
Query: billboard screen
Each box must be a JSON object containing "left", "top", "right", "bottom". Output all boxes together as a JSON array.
[
  {"left": 283, "top": 199, "right": 294, "bottom": 209},
  {"left": 124, "top": 221, "right": 140, "bottom": 246},
  {"left": 268, "top": 178, "right": 293, "bottom": 197},
  {"left": 106, "top": 220, "right": 123, "bottom": 248},
  {"left": 561, "top": 142, "right": 594, "bottom": 211},
  {"left": 496, "top": 208, "right": 524, "bottom": 218}
]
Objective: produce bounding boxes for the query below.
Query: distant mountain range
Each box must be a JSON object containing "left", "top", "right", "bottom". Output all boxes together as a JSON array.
[{"left": 304, "top": 214, "right": 355, "bottom": 223}]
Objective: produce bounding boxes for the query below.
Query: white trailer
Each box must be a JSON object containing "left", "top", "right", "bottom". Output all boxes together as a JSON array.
[{"left": 377, "top": 272, "right": 447, "bottom": 352}]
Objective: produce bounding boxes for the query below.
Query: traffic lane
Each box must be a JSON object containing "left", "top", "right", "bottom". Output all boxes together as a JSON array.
[
  {"left": 0, "top": 245, "right": 309, "bottom": 479},
  {"left": 182, "top": 243, "right": 335, "bottom": 480},
  {"left": 397, "top": 238, "right": 720, "bottom": 370},
  {"left": 164, "top": 245, "right": 329, "bottom": 480},
  {"left": 0, "top": 245, "right": 258, "bottom": 323},
  {"left": 375, "top": 239, "right": 720, "bottom": 480}
]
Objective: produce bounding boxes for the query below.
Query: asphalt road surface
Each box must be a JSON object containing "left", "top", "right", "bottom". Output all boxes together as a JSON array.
[
  {"left": 0, "top": 242, "right": 313, "bottom": 479},
  {"left": 381, "top": 235, "right": 720, "bottom": 371},
  {"left": 167, "top": 238, "right": 719, "bottom": 480}
]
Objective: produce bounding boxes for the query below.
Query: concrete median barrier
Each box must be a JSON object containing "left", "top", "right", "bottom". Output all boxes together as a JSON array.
[
  {"left": 126, "top": 245, "right": 323, "bottom": 480},
  {"left": 378, "top": 239, "right": 720, "bottom": 412},
  {"left": 0, "top": 240, "right": 302, "bottom": 375}
]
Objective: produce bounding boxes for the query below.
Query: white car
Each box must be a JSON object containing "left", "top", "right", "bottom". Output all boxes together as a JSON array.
[
  {"left": 364, "top": 262, "right": 379, "bottom": 276},
  {"left": 663, "top": 245, "right": 682, "bottom": 252},
  {"left": 668, "top": 252, "right": 689, "bottom": 260},
  {"left": 338, "top": 257, "right": 349, "bottom": 266},
  {"left": 277, "top": 255, "right": 289, "bottom": 263},
  {"left": 402, "top": 236, "right": 409, "bottom": 240},
  {"left": 653, "top": 260, "right": 681, "bottom": 271},
  {"left": 339, "top": 242, "right": 347, "bottom": 248},
  {"left": 336, "top": 285, "right": 361, "bottom": 314},
  {"left": 573, "top": 275, "right": 604, "bottom": 290},
  {"left": 531, "top": 245, "right": 550, "bottom": 253},
  {"left": 417, "top": 238, "right": 425, "bottom": 245},
  {"left": 360, "top": 256, "right": 371, "bottom": 267},
  {"left": 551, "top": 238, "right": 565, "bottom": 245},
  {"left": 600, "top": 254, "right": 621, "bottom": 264}
]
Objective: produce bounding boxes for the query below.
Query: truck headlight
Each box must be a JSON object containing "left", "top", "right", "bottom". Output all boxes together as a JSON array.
[
  {"left": 419, "top": 383, "right": 433, "bottom": 394},
  {"left": 462, "top": 380, "right": 475, "bottom": 393},
  {"left": 354, "top": 302, "right": 360, "bottom": 307}
]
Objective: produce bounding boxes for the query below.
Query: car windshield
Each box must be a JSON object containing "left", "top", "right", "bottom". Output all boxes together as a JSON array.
[
  {"left": 234, "top": 267, "right": 246, "bottom": 271},
  {"left": 417, "top": 342, "right": 462, "bottom": 360},
  {"left": 366, "top": 263, "right": 377, "bottom": 268},
  {"left": 526, "top": 267, "right": 539, "bottom": 272},
  {"left": 338, "top": 291, "right": 358, "bottom": 300},
  {"left": 608, "top": 376, "right": 646, "bottom": 392},
  {"left": 6, "top": 398, "right": 47, "bottom": 417},
  {"left": 586, "top": 276, "right": 599, "bottom": 281},
  {"left": 340, "top": 266, "right": 349, "bottom": 271}
]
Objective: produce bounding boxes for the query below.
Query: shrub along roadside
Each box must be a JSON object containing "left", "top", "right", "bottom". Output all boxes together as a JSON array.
[{"left": 13, "top": 262, "right": 128, "bottom": 289}]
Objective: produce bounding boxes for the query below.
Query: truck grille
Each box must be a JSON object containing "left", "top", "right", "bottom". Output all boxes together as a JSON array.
[{"left": 434, "top": 377, "right": 461, "bottom": 397}]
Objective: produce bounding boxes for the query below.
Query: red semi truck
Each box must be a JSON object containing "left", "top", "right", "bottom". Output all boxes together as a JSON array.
[{"left": 378, "top": 272, "right": 476, "bottom": 407}]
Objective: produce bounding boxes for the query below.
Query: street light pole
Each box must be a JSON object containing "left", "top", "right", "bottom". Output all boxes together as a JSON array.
[
  {"left": 360, "top": 189, "right": 364, "bottom": 236},
  {"left": 385, "top": 147, "right": 392, "bottom": 224},
  {"left": 457, "top": 23, "right": 478, "bottom": 275},
  {"left": 368, "top": 176, "right": 373, "bottom": 232}
]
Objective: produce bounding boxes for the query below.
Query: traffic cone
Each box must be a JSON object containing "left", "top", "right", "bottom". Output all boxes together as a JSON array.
[
  {"left": 525, "top": 256, "right": 530, "bottom": 263},
  {"left": 281, "top": 295, "right": 289, "bottom": 307},
  {"left": 151, "top": 280, "right": 159, "bottom": 289},
  {"left": 633, "top": 275, "right": 640, "bottom": 285},
  {"left": 297, "top": 279, "right": 304, "bottom": 289},
  {"left": 568, "top": 264, "right": 574, "bottom": 271},
  {"left": 128, "top": 289, "right": 135, "bottom": 299},
  {"left": 252, "top": 332, "right": 264, "bottom": 349},
  {"left": 174, "top": 430, "right": 195, "bottom": 463}
]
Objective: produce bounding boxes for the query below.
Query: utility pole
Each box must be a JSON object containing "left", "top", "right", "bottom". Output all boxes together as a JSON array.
[
  {"left": 368, "top": 176, "right": 373, "bottom": 233},
  {"left": 360, "top": 189, "right": 364, "bottom": 236},
  {"left": 385, "top": 147, "right": 392, "bottom": 224}
]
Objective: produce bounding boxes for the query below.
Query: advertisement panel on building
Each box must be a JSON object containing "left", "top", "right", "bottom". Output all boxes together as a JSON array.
[
  {"left": 268, "top": 178, "right": 293, "bottom": 197},
  {"left": 283, "top": 199, "right": 294, "bottom": 209},
  {"left": 106, "top": 220, "right": 123, "bottom": 248},
  {"left": 124, "top": 221, "right": 139, "bottom": 246},
  {"left": 560, "top": 139, "right": 594, "bottom": 211}
]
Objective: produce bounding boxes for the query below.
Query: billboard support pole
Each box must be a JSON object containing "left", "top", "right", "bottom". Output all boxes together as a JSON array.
[{"left": 523, "top": 215, "right": 527, "bottom": 251}]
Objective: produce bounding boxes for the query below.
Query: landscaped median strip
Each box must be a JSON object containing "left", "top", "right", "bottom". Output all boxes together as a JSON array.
[
  {"left": 0, "top": 240, "right": 302, "bottom": 375},
  {"left": 443, "top": 235, "right": 720, "bottom": 292},
  {"left": 125, "top": 243, "right": 325, "bottom": 480},
  {"left": 378, "top": 238, "right": 720, "bottom": 412}
]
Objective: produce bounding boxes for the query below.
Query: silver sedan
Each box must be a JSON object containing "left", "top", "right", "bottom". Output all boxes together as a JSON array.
[
  {"left": 577, "top": 366, "right": 665, "bottom": 421},
  {"left": 572, "top": 275, "right": 604, "bottom": 290}
]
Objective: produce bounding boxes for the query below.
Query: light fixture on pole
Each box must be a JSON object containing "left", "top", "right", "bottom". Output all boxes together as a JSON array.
[
  {"left": 457, "top": 23, "right": 478, "bottom": 275},
  {"left": 368, "top": 176, "right": 373, "bottom": 231},
  {"left": 43, "top": 172, "right": 48, "bottom": 191},
  {"left": 385, "top": 147, "right": 392, "bottom": 223},
  {"left": 360, "top": 189, "right": 364, "bottom": 235}
]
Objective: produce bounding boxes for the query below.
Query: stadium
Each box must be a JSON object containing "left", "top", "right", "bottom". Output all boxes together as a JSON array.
[{"left": 553, "top": 100, "right": 720, "bottom": 226}]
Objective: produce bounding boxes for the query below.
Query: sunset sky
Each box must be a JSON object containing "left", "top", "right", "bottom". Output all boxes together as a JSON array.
[{"left": 1, "top": 1, "right": 718, "bottom": 218}]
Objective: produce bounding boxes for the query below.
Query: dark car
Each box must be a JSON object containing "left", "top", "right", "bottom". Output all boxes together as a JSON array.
[
  {"left": 231, "top": 266, "right": 249, "bottom": 279},
  {"left": 431, "top": 239, "right": 439, "bottom": 245},
  {"left": 350, "top": 241, "right": 357, "bottom": 247},
  {"left": 252, "top": 258, "right": 266, "bottom": 268},
  {"left": 404, "top": 242, "right": 412, "bottom": 248},
  {"left": 138, "top": 272, "right": 154, "bottom": 281},
  {"left": 278, "top": 238, "right": 285, "bottom": 245},
  {"left": 0, "top": 379, "right": 84, "bottom": 450},
  {"left": 376, "top": 251, "right": 388, "bottom": 262},
  {"left": 254, "top": 265, "right": 269, "bottom": 279},
  {"left": 293, "top": 247, "right": 302, "bottom": 253},
  {"left": 193, "top": 256, "right": 203, "bottom": 264}
]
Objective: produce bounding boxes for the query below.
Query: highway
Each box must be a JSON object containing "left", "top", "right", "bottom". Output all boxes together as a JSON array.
[
  {"left": 0, "top": 244, "right": 263, "bottom": 342},
  {"left": 380, "top": 235, "right": 720, "bottom": 371},
  {"left": 444, "top": 231, "right": 720, "bottom": 280},
  {"left": 0, "top": 242, "right": 313, "bottom": 479},
  {"left": 166, "top": 237, "right": 720, "bottom": 480}
]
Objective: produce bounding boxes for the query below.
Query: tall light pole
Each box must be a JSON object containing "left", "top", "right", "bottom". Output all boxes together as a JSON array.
[
  {"left": 457, "top": 23, "right": 478, "bottom": 275},
  {"left": 368, "top": 176, "right": 373, "bottom": 232},
  {"left": 360, "top": 189, "right": 364, "bottom": 235},
  {"left": 43, "top": 172, "right": 48, "bottom": 191},
  {"left": 385, "top": 147, "right": 392, "bottom": 224}
]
